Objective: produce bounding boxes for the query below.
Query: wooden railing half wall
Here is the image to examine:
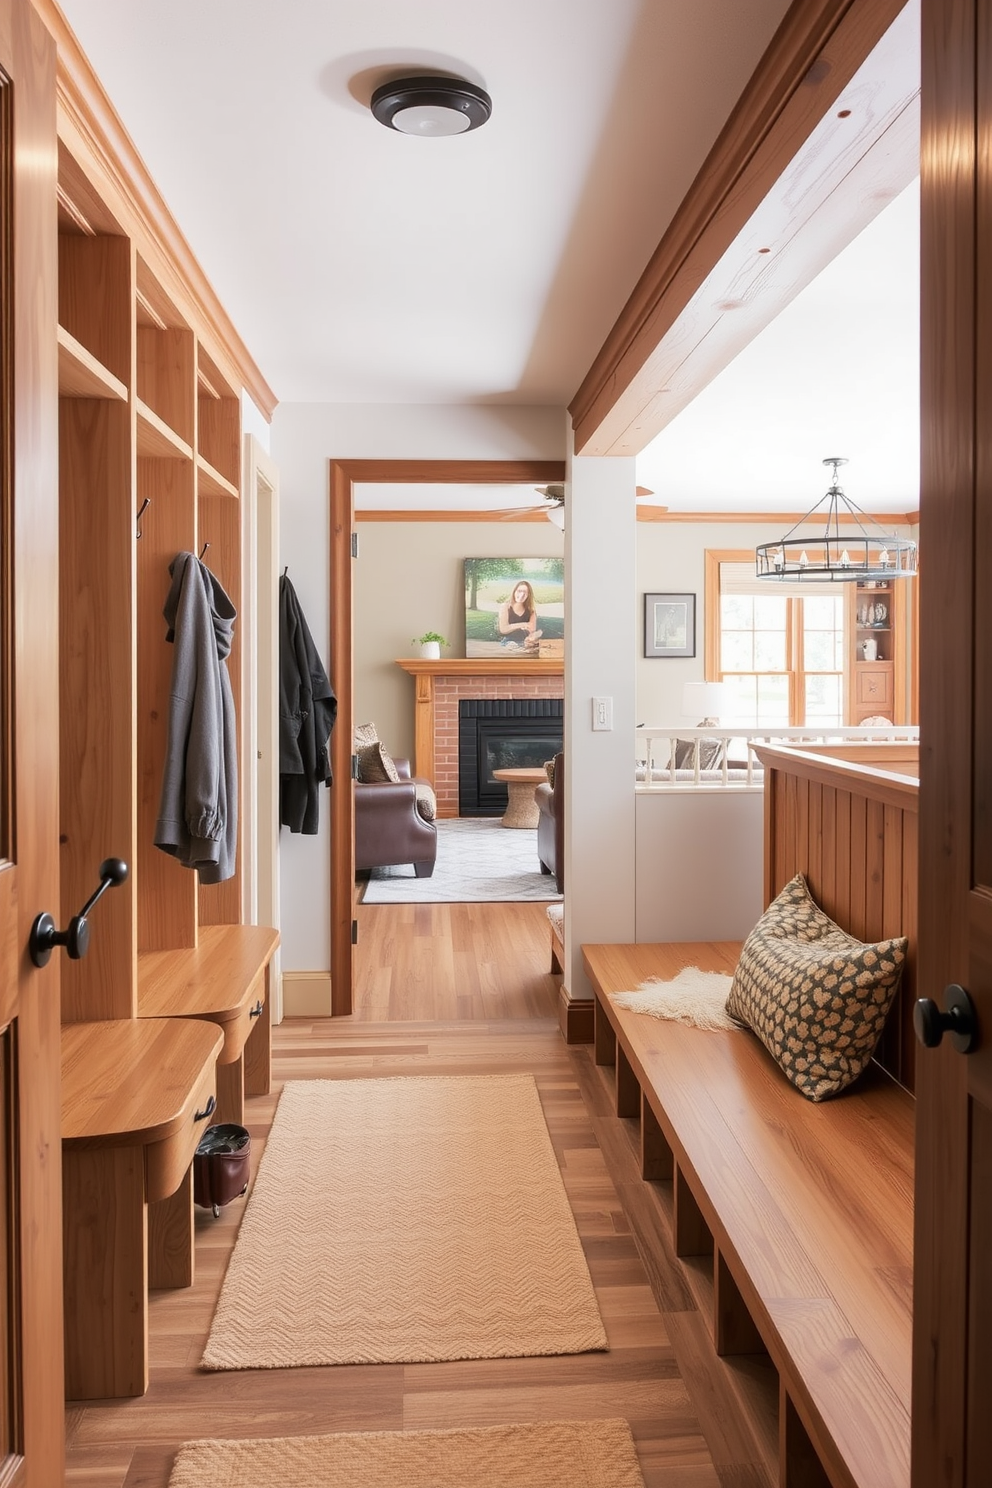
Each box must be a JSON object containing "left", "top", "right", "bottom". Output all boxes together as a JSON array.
[{"left": 754, "top": 744, "right": 919, "bottom": 1094}]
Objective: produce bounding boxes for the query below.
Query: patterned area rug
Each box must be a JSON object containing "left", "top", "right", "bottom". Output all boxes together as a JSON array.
[
  {"left": 361, "top": 817, "right": 561, "bottom": 904},
  {"left": 168, "top": 1420, "right": 646, "bottom": 1488},
  {"left": 202, "top": 1074, "right": 606, "bottom": 1370}
]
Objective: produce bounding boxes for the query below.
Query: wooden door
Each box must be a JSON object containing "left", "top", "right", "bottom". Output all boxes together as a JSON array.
[
  {"left": 914, "top": 0, "right": 992, "bottom": 1481},
  {"left": 0, "top": 0, "right": 62, "bottom": 1482}
]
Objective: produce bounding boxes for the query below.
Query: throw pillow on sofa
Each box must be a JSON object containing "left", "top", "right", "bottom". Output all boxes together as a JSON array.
[
  {"left": 726, "top": 873, "right": 907, "bottom": 1102},
  {"left": 356, "top": 739, "right": 400, "bottom": 784},
  {"left": 674, "top": 736, "right": 724, "bottom": 770},
  {"left": 413, "top": 782, "right": 437, "bottom": 821}
]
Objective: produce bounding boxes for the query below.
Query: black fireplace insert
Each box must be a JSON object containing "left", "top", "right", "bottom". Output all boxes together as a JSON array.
[{"left": 458, "top": 698, "right": 563, "bottom": 816}]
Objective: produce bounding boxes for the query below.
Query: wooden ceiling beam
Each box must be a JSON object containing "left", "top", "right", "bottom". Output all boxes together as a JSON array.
[{"left": 569, "top": 0, "right": 914, "bottom": 457}]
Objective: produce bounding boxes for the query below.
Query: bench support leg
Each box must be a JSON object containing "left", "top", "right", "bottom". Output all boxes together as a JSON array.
[
  {"left": 674, "top": 1164, "right": 712, "bottom": 1258},
  {"left": 780, "top": 1389, "right": 831, "bottom": 1488},
  {"left": 215, "top": 1055, "right": 245, "bottom": 1126},
  {"left": 615, "top": 1043, "right": 640, "bottom": 1118},
  {"left": 148, "top": 1167, "right": 194, "bottom": 1291},
  {"left": 715, "top": 1249, "right": 764, "bottom": 1356},
  {"left": 594, "top": 996, "right": 616, "bottom": 1067},
  {"left": 641, "top": 1094, "right": 673, "bottom": 1181},
  {"left": 63, "top": 1144, "right": 147, "bottom": 1400}
]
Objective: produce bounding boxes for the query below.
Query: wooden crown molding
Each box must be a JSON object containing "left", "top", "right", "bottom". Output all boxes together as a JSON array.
[
  {"left": 356, "top": 508, "right": 554, "bottom": 523},
  {"left": 569, "top": 0, "right": 910, "bottom": 455},
  {"left": 36, "top": 0, "right": 278, "bottom": 420}
]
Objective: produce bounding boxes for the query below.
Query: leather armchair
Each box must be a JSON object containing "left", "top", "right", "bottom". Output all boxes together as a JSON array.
[
  {"left": 534, "top": 752, "right": 563, "bottom": 893},
  {"left": 355, "top": 757, "right": 437, "bottom": 878}
]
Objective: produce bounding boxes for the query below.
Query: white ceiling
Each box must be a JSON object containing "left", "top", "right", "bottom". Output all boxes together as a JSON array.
[{"left": 54, "top": 0, "right": 918, "bottom": 515}]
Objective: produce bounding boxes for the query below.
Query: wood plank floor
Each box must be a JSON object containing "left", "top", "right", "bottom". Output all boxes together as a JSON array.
[{"left": 64, "top": 902, "right": 770, "bottom": 1488}]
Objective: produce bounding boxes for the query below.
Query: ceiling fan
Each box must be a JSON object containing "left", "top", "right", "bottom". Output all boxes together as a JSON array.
[{"left": 498, "top": 482, "right": 658, "bottom": 526}]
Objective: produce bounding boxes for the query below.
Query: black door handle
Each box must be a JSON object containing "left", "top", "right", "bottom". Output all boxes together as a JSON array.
[
  {"left": 29, "top": 857, "right": 129, "bottom": 968},
  {"left": 914, "top": 983, "right": 978, "bottom": 1054}
]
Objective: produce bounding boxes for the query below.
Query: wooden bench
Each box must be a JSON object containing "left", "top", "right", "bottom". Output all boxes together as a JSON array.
[
  {"left": 61, "top": 1017, "right": 224, "bottom": 1400},
  {"left": 583, "top": 939, "right": 914, "bottom": 1488},
  {"left": 138, "top": 923, "right": 279, "bottom": 1126}
]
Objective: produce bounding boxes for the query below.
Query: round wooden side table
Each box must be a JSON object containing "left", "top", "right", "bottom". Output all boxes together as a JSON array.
[{"left": 491, "top": 766, "right": 547, "bottom": 829}]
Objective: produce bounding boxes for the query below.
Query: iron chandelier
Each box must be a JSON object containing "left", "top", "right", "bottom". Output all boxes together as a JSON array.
[{"left": 755, "top": 458, "right": 917, "bottom": 582}]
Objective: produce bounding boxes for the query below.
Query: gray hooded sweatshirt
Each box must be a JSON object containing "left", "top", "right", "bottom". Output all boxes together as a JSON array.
[{"left": 154, "top": 551, "right": 238, "bottom": 883}]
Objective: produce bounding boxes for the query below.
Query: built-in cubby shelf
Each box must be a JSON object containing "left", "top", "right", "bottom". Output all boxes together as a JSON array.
[
  {"left": 57, "top": 325, "right": 127, "bottom": 401},
  {"left": 136, "top": 398, "right": 193, "bottom": 460},
  {"left": 197, "top": 454, "right": 238, "bottom": 499}
]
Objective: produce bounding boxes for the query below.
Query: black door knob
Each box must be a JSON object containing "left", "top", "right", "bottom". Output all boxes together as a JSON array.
[{"left": 914, "top": 983, "right": 978, "bottom": 1054}]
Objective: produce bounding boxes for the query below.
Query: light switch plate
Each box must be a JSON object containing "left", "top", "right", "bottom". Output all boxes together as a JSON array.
[{"left": 592, "top": 696, "right": 613, "bottom": 731}]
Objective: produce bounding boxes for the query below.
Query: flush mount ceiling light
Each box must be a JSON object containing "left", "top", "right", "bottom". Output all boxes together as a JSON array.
[
  {"left": 755, "top": 457, "right": 918, "bottom": 582},
  {"left": 370, "top": 75, "right": 492, "bottom": 137}
]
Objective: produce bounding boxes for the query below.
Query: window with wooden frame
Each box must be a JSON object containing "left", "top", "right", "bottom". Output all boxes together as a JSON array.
[{"left": 704, "top": 550, "right": 846, "bottom": 727}]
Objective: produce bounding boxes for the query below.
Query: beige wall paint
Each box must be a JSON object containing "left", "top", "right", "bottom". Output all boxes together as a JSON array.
[{"left": 354, "top": 518, "right": 565, "bottom": 764}]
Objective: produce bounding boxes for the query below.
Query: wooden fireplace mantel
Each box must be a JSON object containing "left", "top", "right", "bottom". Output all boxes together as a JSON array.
[{"left": 395, "top": 658, "right": 565, "bottom": 811}]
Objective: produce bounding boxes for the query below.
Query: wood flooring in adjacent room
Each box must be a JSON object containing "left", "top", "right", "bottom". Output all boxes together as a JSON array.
[{"left": 64, "top": 902, "right": 770, "bottom": 1488}]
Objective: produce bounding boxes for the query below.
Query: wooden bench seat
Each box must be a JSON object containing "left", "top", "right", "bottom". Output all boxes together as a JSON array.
[
  {"left": 61, "top": 1017, "right": 224, "bottom": 1400},
  {"left": 138, "top": 923, "right": 279, "bottom": 1125},
  {"left": 583, "top": 939, "right": 914, "bottom": 1488}
]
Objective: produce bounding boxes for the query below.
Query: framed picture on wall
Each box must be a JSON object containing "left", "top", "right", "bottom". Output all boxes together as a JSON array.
[
  {"left": 464, "top": 557, "right": 565, "bottom": 658},
  {"left": 644, "top": 592, "right": 695, "bottom": 658}
]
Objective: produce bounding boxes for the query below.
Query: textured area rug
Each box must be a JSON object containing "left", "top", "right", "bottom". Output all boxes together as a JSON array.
[
  {"left": 611, "top": 967, "right": 741, "bottom": 1031},
  {"left": 202, "top": 1074, "right": 606, "bottom": 1369},
  {"left": 168, "top": 1420, "right": 645, "bottom": 1488},
  {"left": 361, "top": 818, "right": 561, "bottom": 903}
]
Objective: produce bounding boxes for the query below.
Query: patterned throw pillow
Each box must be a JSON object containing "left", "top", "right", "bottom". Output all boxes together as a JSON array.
[
  {"left": 354, "top": 721, "right": 379, "bottom": 750},
  {"left": 544, "top": 757, "right": 556, "bottom": 788},
  {"left": 674, "top": 736, "right": 724, "bottom": 770},
  {"left": 356, "top": 740, "right": 400, "bottom": 784},
  {"left": 414, "top": 782, "right": 437, "bottom": 821},
  {"left": 726, "top": 874, "right": 907, "bottom": 1102}
]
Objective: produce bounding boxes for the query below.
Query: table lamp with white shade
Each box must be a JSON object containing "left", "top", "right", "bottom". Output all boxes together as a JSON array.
[{"left": 681, "top": 681, "right": 731, "bottom": 727}]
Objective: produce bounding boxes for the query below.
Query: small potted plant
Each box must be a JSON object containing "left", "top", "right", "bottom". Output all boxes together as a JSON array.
[{"left": 413, "top": 631, "right": 448, "bottom": 660}]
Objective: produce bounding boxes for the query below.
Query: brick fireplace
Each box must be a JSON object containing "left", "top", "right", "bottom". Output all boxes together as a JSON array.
[{"left": 396, "top": 659, "right": 565, "bottom": 818}]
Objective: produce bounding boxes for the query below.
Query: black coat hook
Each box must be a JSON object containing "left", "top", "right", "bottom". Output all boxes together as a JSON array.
[
  {"left": 283, "top": 566, "right": 288, "bottom": 578},
  {"left": 200, "top": 542, "right": 210, "bottom": 560},
  {"left": 30, "top": 857, "right": 129, "bottom": 967},
  {"left": 136, "top": 498, "right": 151, "bottom": 539}
]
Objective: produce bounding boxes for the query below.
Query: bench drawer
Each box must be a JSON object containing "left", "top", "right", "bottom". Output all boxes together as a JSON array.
[{"left": 145, "top": 1057, "right": 218, "bottom": 1203}]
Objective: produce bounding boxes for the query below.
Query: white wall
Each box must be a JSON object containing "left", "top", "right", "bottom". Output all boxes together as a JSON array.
[
  {"left": 242, "top": 391, "right": 271, "bottom": 451},
  {"left": 635, "top": 790, "right": 764, "bottom": 940},
  {"left": 565, "top": 442, "right": 637, "bottom": 1004},
  {"left": 270, "top": 402, "right": 566, "bottom": 974}
]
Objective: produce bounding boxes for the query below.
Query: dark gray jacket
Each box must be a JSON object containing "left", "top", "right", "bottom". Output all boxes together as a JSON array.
[
  {"left": 154, "top": 551, "right": 238, "bottom": 882},
  {"left": 279, "top": 575, "right": 336, "bottom": 833}
]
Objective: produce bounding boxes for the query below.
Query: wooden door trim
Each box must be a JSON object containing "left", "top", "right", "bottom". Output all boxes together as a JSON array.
[
  {"left": 328, "top": 458, "right": 565, "bottom": 1018},
  {"left": 569, "top": 0, "right": 911, "bottom": 455},
  {"left": 913, "top": 0, "right": 980, "bottom": 1479}
]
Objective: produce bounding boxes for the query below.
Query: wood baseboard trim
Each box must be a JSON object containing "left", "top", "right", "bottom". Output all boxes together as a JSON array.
[
  {"left": 282, "top": 971, "right": 333, "bottom": 1018},
  {"left": 558, "top": 986, "right": 595, "bottom": 1044}
]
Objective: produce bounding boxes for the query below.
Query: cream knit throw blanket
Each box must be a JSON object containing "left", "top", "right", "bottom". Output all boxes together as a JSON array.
[{"left": 610, "top": 966, "right": 741, "bottom": 1031}]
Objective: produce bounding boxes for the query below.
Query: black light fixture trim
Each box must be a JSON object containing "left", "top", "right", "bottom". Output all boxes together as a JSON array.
[
  {"left": 370, "top": 75, "right": 492, "bottom": 135},
  {"left": 755, "top": 457, "right": 918, "bottom": 582}
]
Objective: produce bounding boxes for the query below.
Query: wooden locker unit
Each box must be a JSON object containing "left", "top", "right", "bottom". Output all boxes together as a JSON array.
[{"left": 42, "top": 0, "right": 280, "bottom": 1399}]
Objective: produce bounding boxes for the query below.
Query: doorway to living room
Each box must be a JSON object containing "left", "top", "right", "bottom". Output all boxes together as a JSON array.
[{"left": 328, "top": 459, "right": 566, "bottom": 1014}]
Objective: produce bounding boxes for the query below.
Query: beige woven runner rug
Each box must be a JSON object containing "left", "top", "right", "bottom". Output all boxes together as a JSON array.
[
  {"left": 169, "top": 1420, "right": 645, "bottom": 1488},
  {"left": 202, "top": 1074, "right": 607, "bottom": 1370}
]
